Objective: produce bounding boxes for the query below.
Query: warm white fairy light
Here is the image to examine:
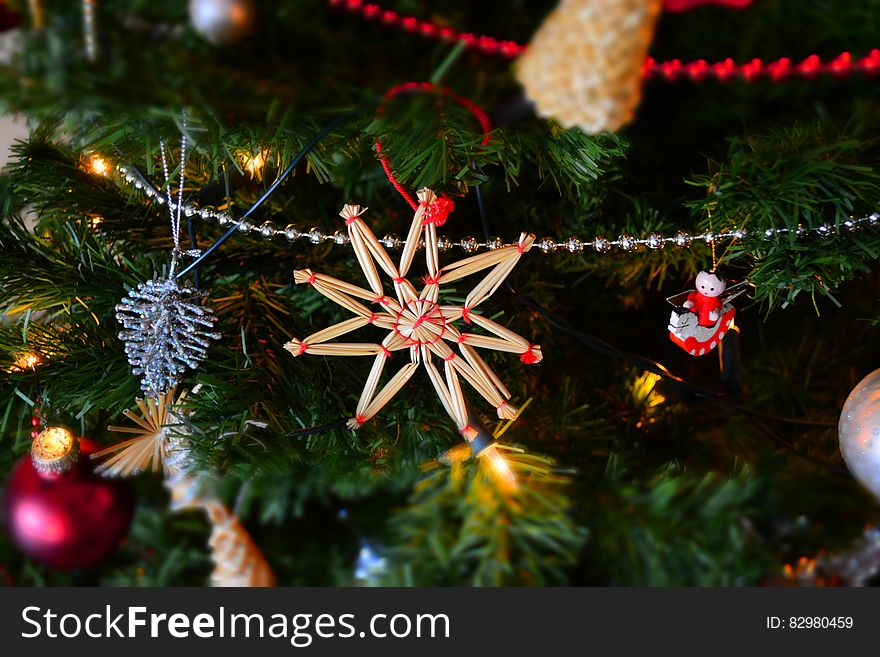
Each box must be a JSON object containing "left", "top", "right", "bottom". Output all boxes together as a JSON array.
[
  {"left": 9, "top": 352, "right": 41, "bottom": 372},
  {"left": 89, "top": 155, "right": 109, "bottom": 176},
  {"left": 31, "top": 427, "right": 80, "bottom": 475},
  {"left": 240, "top": 150, "right": 268, "bottom": 178},
  {"left": 481, "top": 444, "right": 517, "bottom": 491}
]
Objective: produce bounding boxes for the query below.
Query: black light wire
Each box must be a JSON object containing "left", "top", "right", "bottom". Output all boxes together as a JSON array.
[
  {"left": 175, "top": 104, "right": 370, "bottom": 280},
  {"left": 118, "top": 103, "right": 372, "bottom": 280}
]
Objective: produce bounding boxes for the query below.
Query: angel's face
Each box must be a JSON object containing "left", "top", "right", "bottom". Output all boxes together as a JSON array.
[{"left": 695, "top": 271, "right": 726, "bottom": 298}]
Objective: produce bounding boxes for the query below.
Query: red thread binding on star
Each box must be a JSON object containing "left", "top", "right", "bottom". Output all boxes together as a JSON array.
[
  {"left": 367, "top": 312, "right": 378, "bottom": 323},
  {"left": 297, "top": 342, "right": 309, "bottom": 356},
  {"left": 457, "top": 333, "right": 468, "bottom": 344},
  {"left": 520, "top": 344, "right": 540, "bottom": 365},
  {"left": 374, "top": 81, "right": 491, "bottom": 216},
  {"left": 461, "top": 307, "right": 472, "bottom": 324},
  {"left": 373, "top": 295, "right": 389, "bottom": 305},
  {"left": 354, "top": 414, "right": 367, "bottom": 425},
  {"left": 443, "top": 353, "right": 456, "bottom": 361},
  {"left": 307, "top": 271, "right": 317, "bottom": 285},
  {"left": 421, "top": 195, "right": 454, "bottom": 227},
  {"left": 330, "top": 1, "right": 880, "bottom": 83},
  {"left": 380, "top": 345, "right": 391, "bottom": 358},
  {"left": 422, "top": 274, "right": 440, "bottom": 285}
]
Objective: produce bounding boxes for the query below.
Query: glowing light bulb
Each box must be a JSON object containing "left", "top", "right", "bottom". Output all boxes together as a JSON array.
[
  {"left": 9, "top": 352, "right": 40, "bottom": 372},
  {"left": 481, "top": 445, "right": 517, "bottom": 491},
  {"left": 31, "top": 426, "right": 79, "bottom": 475},
  {"left": 88, "top": 215, "right": 103, "bottom": 228},
  {"left": 90, "top": 156, "right": 109, "bottom": 176},
  {"left": 240, "top": 150, "right": 268, "bottom": 177}
]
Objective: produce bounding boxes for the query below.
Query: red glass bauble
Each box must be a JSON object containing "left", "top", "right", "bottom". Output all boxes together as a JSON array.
[
  {"left": 4, "top": 438, "right": 134, "bottom": 569},
  {"left": 0, "top": 3, "right": 22, "bottom": 33}
]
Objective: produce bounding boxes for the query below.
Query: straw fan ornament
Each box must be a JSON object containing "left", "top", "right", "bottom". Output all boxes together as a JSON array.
[
  {"left": 284, "top": 189, "right": 542, "bottom": 441},
  {"left": 94, "top": 388, "right": 275, "bottom": 586}
]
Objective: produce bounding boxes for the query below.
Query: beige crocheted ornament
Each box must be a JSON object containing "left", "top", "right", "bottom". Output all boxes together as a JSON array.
[{"left": 516, "top": 0, "right": 663, "bottom": 133}]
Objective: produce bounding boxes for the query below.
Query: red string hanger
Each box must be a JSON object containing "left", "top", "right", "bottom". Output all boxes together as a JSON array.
[
  {"left": 329, "top": 0, "right": 880, "bottom": 84},
  {"left": 373, "top": 82, "right": 492, "bottom": 225}
]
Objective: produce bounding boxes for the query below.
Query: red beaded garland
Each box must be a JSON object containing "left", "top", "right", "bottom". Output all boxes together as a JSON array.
[{"left": 329, "top": 0, "right": 880, "bottom": 83}]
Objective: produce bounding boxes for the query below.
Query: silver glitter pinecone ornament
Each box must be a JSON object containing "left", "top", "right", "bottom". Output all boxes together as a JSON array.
[
  {"left": 839, "top": 368, "right": 880, "bottom": 501},
  {"left": 189, "top": 0, "right": 255, "bottom": 45},
  {"left": 116, "top": 276, "right": 220, "bottom": 395}
]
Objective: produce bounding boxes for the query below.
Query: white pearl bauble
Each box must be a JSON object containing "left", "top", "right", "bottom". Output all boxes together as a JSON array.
[
  {"left": 189, "top": 0, "right": 255, "bottom": 45},
  {"left": 839, "top": 369, "right": 880, "bottom": 501}
]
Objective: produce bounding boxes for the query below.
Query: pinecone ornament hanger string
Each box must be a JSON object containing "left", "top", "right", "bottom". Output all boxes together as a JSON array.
[
  {"left": 115, "top": 121, "right": 220, "bottom": 397},
  {"left": 159, "top": 129, "right": 202, "bottom": 277}
]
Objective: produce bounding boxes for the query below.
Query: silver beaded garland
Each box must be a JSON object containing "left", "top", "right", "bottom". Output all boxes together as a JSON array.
[
  {"left": 646, "top": 233, "right": 664, "bottom": 250},
  {"left": 116, "top": 163, "right": 880, "bottom": 257},
  {"left": 259, "top": 221, "right": 276, "bottom": 238},
  {"left": 460, "top": 236, "right": 479, "bottom": 253},
  {"left": 618, "top": 234, "right": 637, "bottom": 251},
  {"left": 593, "top": 236, "right": 610, "bottom": 253},
  {"left": 565, "top": 237, "right": 583, "bottom": 253},
  {"left": 381, "top": 234, "right": 401, "bottom": 249}
]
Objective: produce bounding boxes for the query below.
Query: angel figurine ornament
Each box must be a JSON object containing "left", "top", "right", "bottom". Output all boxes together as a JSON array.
[{"left": 667, "top": 270, "right": 746, "bottom": 356}]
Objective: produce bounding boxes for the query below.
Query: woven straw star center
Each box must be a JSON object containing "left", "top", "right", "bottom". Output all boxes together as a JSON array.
[{"left": 393, "top": 299, "right": 447, "bottom": 346}]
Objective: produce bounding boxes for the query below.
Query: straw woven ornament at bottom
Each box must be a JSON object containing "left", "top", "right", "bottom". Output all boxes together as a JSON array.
[
  {"left": 284, "top": 188, "right": 542, "bottom": 434},
  {"left": 516, "top": 0, "right": 664, "bottom": 133},
  {"left": 96, "top": 388, "right": 275, "bottom": 587},
  {"left": 93, "top": 388, "right": 184, "bottom": 477}
]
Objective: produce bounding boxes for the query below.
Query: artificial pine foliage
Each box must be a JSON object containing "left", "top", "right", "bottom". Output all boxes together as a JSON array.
[{"left": 1, "top": 0, "right": 880, "bottom": 586}]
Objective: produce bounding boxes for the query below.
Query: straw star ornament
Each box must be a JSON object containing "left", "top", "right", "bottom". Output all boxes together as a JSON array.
[{"left": 284, "top": 189, "right": 542, "bottom": 433}]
